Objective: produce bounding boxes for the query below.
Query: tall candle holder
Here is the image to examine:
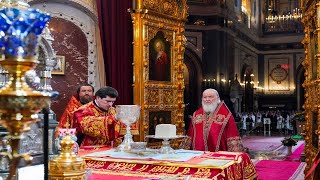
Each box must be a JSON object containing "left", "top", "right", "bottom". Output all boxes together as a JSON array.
[{"left": 0, "top": 2, "right": 51, "bottom": 179}]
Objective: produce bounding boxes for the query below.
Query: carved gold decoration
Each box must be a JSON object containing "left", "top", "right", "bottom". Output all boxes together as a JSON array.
[
  {"left": 162, "top": 89, "right": 175, "bottom": 105},
  {"left": 131, "top": 0, "right": 188, "bottom": 142},
  {"left": 49, "top": 135, "right": 86, "bottom": 179},
  {"left": 301, "top": 1, "right": 320, "bottom": 179},
  {"left": 142, "top": 0, "right": 188, "bottom": 19},
  {"left": 145, "top": 89, "right": 159, "bottom": 105}
]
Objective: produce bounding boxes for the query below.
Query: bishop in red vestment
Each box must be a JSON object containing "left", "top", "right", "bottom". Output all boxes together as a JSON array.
[{"left": 181, "top": 89, "right": 243, "bottom": 152}]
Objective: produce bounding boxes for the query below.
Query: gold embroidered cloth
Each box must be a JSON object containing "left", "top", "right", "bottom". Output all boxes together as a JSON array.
[
  {"left": 56, "top": 95, "right": 82, "bottom": 137},
  {"left": 79, "top": 147, "right": 257, "bottom": 179}
]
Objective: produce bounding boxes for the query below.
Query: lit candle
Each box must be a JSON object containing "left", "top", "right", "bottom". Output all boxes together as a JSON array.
[{"left": 203, "top": 79, "right": 207, "bottom": 87}]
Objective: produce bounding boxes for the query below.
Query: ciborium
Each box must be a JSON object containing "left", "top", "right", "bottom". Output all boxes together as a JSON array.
[
  {"left": 116, "top": 105, "right": 140, "bottom": 150},
  {"left": 0, "top": 2, "right": 51, "bottom": 179}
]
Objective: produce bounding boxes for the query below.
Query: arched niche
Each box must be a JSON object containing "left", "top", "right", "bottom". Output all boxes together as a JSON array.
[
  {"left": 25, "top": 27, "right": 57, "bottom": 90},
  {"left": 38, "top": 27, "right": 57, "bottom": 71}
]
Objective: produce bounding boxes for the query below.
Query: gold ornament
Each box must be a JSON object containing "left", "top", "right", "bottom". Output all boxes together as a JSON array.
[{"left": 49, "top": 135, "right": 86, "bottom": 179}]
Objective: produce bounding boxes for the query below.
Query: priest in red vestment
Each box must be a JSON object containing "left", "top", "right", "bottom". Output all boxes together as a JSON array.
[
  {"left": 181, "top": 88, "right": 243, "bottom": 152},
  {"left": 55, "top": 84, "right": 94, "bottom": 137},
  {"left": 73, "top": 86, "right": 122, "bottom": 147}
]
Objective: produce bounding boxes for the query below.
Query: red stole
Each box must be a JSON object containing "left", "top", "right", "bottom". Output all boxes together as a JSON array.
[{"left": 187, "top": 102, "right": 242, "bottom": 152}]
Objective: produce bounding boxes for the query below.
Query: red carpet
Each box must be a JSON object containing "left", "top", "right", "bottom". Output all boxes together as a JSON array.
[
  {"left": 255, "top": 160, "right": 305, "bottom": 180},
  {"left": 285, "top": 143, "right": 304, "bottom": 161}
]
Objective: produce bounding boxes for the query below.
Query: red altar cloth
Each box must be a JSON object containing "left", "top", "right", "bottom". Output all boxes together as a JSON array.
[{"left": 79, "top": 146, "right": 257, "bottom": 180}]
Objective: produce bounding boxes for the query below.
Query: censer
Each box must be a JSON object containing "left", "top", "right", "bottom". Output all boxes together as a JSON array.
[{"left": 0, "top": 0, "right": 51, "bottom": 179}]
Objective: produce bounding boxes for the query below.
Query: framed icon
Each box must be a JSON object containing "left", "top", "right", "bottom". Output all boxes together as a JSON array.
[
  {"left": 148, "top": 31, "right": 171, "bottom": 82},
  {"left": 52, "top": 55, "right": 65, "bottom": 75}
]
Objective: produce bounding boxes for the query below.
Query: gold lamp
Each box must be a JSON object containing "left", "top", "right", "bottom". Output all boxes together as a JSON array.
[
  {"left": 49, "top": 135, "right": 86, "bottom": 179},
  {"left": 0, "top": 0, "right": 52, "bottom": 179}
]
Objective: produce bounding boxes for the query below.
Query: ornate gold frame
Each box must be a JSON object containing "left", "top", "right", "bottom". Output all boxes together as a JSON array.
[
  {"left": 301, "top": 1, "right": 320, "bottom": 179},
  {"left": 130, "top": 0, "right": 188, "bottom": 141}
]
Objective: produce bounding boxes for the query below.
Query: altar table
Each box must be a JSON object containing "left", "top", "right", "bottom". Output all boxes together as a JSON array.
[{"left": 79, "top": 146, "right": 257, "bottom": 180}]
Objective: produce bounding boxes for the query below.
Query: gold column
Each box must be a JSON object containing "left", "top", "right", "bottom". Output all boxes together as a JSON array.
[
  {"left": 301, "top": 0, "right": 320, "bottom": 179},
  {"left": 130, "top": 0, "right": 188, "bottom": 143}
]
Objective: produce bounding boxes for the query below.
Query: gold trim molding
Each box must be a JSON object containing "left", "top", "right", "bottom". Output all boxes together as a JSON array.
[
  {"left": 301, "top": 0, "right": 320, "bottom": 179},
  {"left": 130, "top": 0, "right": 188, "bottom": 141}
]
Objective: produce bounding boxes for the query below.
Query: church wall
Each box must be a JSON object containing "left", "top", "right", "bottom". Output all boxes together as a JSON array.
[
  {"left": 172, "top": 2, "right": 305, "bottom": 112},
  {"left": 185, "top": 31, "right": 203, "bottom": 110},
  {"left": 258, "top": 54, "right": 265, "bottom": 86},
  {"left": 202, "top": 31, "right": 230, "bottom": 90},
  {"left": 233, "top": 39, "right": 259, "bottom": 90},
  {"left": 202, "top": 30, "right": 219, "bottom": 80},
  {"left": 199, "top": 30, "right": 303, "bottom": 111},
  {"left": 49, "top": 17, "right": 89, "bottom": 121},
  {"left": 30, "top": 2, "right": 100, "bottom": 121},
  {"left": 200, "top": 30, "right": 236, "bottom": 110},
  {"left": 258, "top": 51, "right": 304, "bottom": 110}
]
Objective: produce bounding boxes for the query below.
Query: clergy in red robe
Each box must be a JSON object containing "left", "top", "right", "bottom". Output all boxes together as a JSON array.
[
  {"left": 73, "top": 86, "right": 122, "bottom": 147},
  {"left": 181, "top": 88, "right": 243, "bottom": 152},
  {"left": 55, "top": 84, "right": 94, "bottom": 137}
]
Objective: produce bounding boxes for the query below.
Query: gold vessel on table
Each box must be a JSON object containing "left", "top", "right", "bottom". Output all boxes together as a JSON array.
[{"left": 49, "top": 135, "right": 86, "bottom": 179}]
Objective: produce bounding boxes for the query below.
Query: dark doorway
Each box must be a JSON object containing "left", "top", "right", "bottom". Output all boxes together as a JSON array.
[{"left": 183, "top": 48, "right": 202, "bottom": 132}]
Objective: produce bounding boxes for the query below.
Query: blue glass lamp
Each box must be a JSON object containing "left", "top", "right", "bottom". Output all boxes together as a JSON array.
[{"left": 0, "top": 3, "right": 51, "bottom": 179}]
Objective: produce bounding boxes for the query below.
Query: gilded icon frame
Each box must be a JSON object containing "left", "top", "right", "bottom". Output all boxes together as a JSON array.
[{"left": 130, "top": 0, "right": 188, "bottom": 142}]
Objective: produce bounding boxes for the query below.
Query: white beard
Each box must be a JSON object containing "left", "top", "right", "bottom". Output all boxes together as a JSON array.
[{"left": 202, "top": 101, "right": 219, "bottom": 113}]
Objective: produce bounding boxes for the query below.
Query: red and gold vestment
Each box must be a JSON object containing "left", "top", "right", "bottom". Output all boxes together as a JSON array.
[
  {"left": 182, "top": 102, "right": 242, "bottom": 152},
  {"left": 73, "top": 101, "right": 121, "bottom": 147},
  {"left": 56, "top": 95, "right": 82, "bottom": 137}
]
